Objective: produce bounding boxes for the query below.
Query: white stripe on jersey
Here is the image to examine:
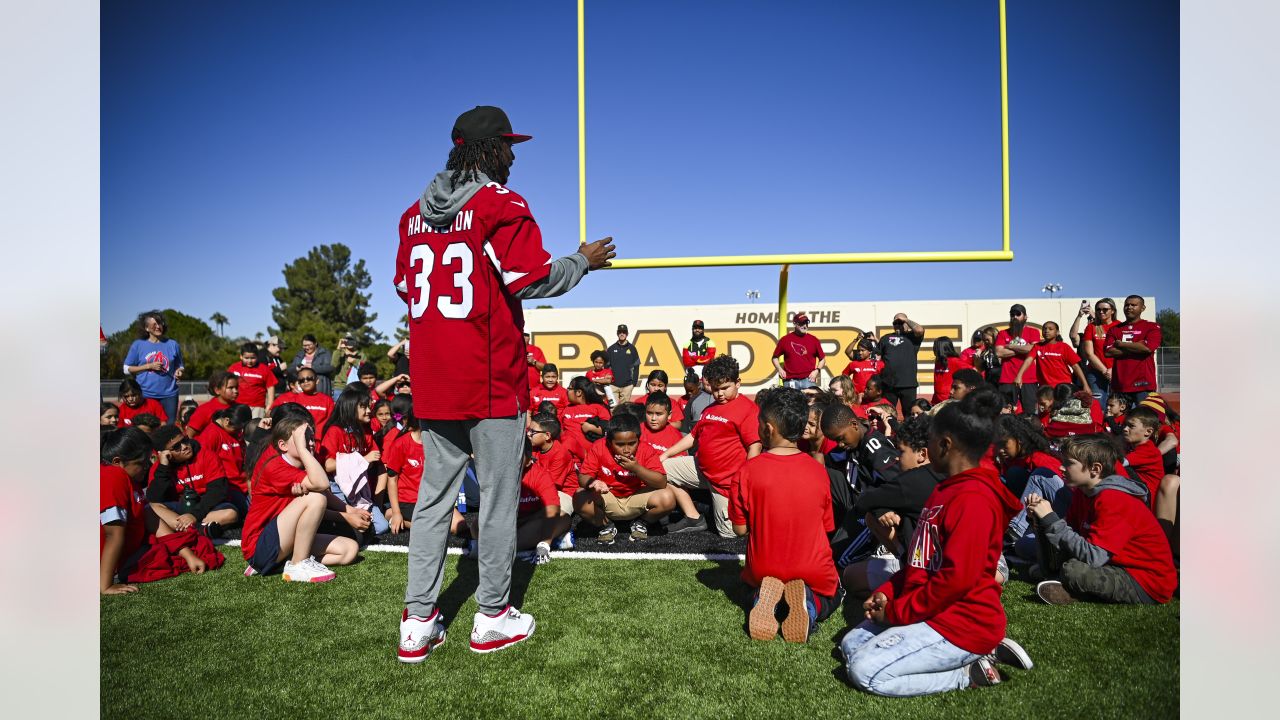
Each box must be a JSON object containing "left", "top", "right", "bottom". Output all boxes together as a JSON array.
[
  {"left": 482, "top": 241, "right": 530, "bottom": 288},
  {"left": 101, "top": 507, "right": 127, "bottom": 525}
]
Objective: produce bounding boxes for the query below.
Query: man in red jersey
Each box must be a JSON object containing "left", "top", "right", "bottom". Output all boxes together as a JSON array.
[
  {"left": 393, "top": 106, "right": 615, "bottom": 663},
  {"left": 1104, "top": 295, "right": 1162, "bottom": 404}
]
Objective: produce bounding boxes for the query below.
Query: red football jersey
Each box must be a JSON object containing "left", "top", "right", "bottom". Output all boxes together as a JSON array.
[
  {"left": 1032, "top": 340, "right": 1081, "bottom": 387},
  {"left": 530, "top": 384, "right": 569, "bottom": 414},
  {"left": 641, "top": 424, "right": 686, "bottom": 456},
  {"left": 227, "top": 361, "right": 277, "bottom": 408},
  {"left": 384, "top": 431, "right": 424, "bottom": 505},
  {"left": 100, "top": 465, "right": 147, "bottom": 562},
  {"left": 535, "top": 440, "right": 577, "bottom": 495},
  {"left": 518, "top": 461, "right": 559, "bottom": 518},
  {"left": 1066, "top": 486, "right": 1176, "bottom": 602},
  {"left": 580, "top": 441, "right": 664, "bottom": 498},
  {"left": 1105, "top": 320, "right": 1161, "bottom": 393},
  {"left": 841, "top": 359, "right": 884, "bottom": 393},
  {"left": 395, "top": 183, "right": 552, "bottom": 421},
  {"left": 272, "top": 391, "right": 334, "bottom": 428},
  {"left": 996, "top": 327, "right": 1042, "bottom": 384},
  {"left": 692, "top": 394, "right": 761, "bottom": 494},
  {"left": 730, "top": 452, "right": 838, "bottom": 598},
  {"left": 241, "top": 451, "right": 304, "bottom": 561},
  {"left": 118, "top": 397, "right": 168, "bottom": 426}
]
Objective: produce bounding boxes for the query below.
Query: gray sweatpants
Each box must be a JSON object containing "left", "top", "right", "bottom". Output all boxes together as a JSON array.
[{"left": 404, "top": 414, "right": 525, "bottom": 617}]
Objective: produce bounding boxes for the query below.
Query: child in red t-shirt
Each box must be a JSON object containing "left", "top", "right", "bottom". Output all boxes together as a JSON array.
[
  {"left": 841, "top": 339, "right": 883, "bottom": 402},
  {"left": 515, "top": 443, "right": 573, "bottom": 564},
  {"left": 633, "top": 370, "right": 685, "bottom": 428},
  {"left": 185, "top": 371, "right": 240, "bottom": 438},
  {"left": 530, "top": 363, "right": 569, "bottom": 414},
  {"left": 931, "top": 337, "right": 967, "bottom": 404},
  {"left": 318, "top": 388, "right": 379, "bottom": 474},
  {"left": 574, "top": 414, "right": 675, "bottom": 544},
  {"left": 1016, "top": 321, "right": 1088, "bottom": 391},
  {"left": 584, "top": 351, "right": 614, "bottom": 399},
  {"left": 1027, "top": 434, "right": 1176, "bottom": 605},
  {"left": 659, "top": 356, "right": 762, "bottom": 538},
  {"left": 560, "top": 377, "right": 611, "bottom": 461},
  {"left": 117, "top": 377, "right": 169, "bottom": 426},
  {"left": 640, "top": 391, "right": 704, "bottom": 534},
  {"left": 100, "top": 428, "right": 153, "bottom": 595},
  {"left": 383, "top": 406, "right": 471, "bottom": 542},
  {"left": 272, "top": 368, "right": 335, "bottom": 428},
  {"left": 527, "top": 413, "right": 577, "bottom": 518},
  {"left": 1120, "top": 406, "right": 1164, "bottom": 510},
  {"left": 146, "top": 425, "right": 243, "bottom": 539},
  {"left": 732, "top": 387, "right": 842, "bottom": 644},
  {"left": 228, "top": 343, "right": 278, "bottom": 414},
  {"left": 241, "top": 418, "right": 359, "bottom": 581},
  {"left": 841, "top": 389, "right": 1031, "bottom": 696}
]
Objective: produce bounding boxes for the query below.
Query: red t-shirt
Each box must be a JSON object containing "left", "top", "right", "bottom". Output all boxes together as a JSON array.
[
  {"left": 518, "top": 461, "right": 559, "bottom": 518},
  {"left": 384, "top": 431, "right": 424, "bottom": 505},
  {"left": 525, "top": 344, "right": 548, "bottom": 395},
  {"left": 272, "top": 391, "right": 335, "bottom": 428},
  {"left": 634, "top": 396, "right": 685, "bottom": 428},
  {"left": 100, "top": 465, "right": 147, "bottom": 562},
  {"left": 730, "top": 452, "right": 838, "bottom": 597},
  {"left": 197, "top": 422, "right": 247, "bottom": 493},
  {"left": 1125, "top": 440, "right": 1165, "bottom": 509},
  {"left": 560, "top": 404, "right": 611, "bottom": 460},
  {"left": 1066, "top": 486, "right": 1177, "bottom": 602},
  {"left": 530, "top": 384, "right": 569, "bottom": 414},
  {"left": 641, "top": 424, "right": 686, "bottom": 457},
  {"left": 1032, "top": 340, "right": 1081, "bottom": 387},
  {"left": 693, "top": 394, "right": 761, "bottom": 494},
  {"left": 931, "top": 356, "right": 967, "bottom": 403},
  {"left": 149, "top": 445, "right": 226, "bottom": 497},
  {"left": 187, "top": 397, "right": 234, "bottom": 436},
  {"left": 772, "top": 332, "right": 825, "bottom": 379},
  {"left": 318, "top": 424, "right": 373, "bottom": 466},
  {"left": 585, "top": 368, "right": 614, "bottom": 386},
  {"left": 841, "top": 359, "right": 884, "bottom": 393},
  {"left": 579, "top": 441, "right": 664, "bottom": 498},
  {"left": 241, "top": 451, "right": 304, "bottom": 561},
  {"left": 227, "top": 361, "right": 277, "bottom": 408},
  {"left": 996, "top": 326, "right": 1042, "bottom": 384},
  {"left": 1105, "top": 320, "right": 1161, "bottom": 393},
  {"left": 535, "top": 440, "right": 577, "bottom": 495},
  {"left": 395, "top": 182, "right": 553, "bottom": 421},
  {"left": 118, "top": 397, "right": 168, "bottom": 426},
  {"left": 1084, "top": 320, "right": 1121, "bottom": 369}
]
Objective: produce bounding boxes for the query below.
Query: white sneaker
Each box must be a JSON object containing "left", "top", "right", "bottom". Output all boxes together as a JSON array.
[
  {"left": 534, "top": 541, "right": 552, "bottom": 565},
  {"left": 398, "top": 608, "right": 446, "bottom": 664},
  {"left": 553, "top": 530, "right": 575, "bottom": 550},
  {"left": 470, "top": 605, "right": 535, "bottom": 653},
  {"left": 282, "top": 556, "right": 335, "bottom": 583}
]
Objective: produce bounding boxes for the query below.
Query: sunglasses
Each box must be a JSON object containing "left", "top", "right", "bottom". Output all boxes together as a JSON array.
[{"left": 299, "top": 376, "right": 317, "bottom": 382}]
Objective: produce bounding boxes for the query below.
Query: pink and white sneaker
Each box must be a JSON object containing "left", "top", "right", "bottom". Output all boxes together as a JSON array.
[
  {"left": 398, "top": 608, "right": 446, "bottom": 664},
  {"left": 469, "top": 605, "right": 535, "bottom": 653},
  {"left": 282, "top": 556, "right": 335, "bottom": 583}
]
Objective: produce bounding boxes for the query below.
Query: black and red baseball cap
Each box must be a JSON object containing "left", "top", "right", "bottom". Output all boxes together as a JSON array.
[{"left": 452, "top": 106, "right": 532, "bottom": 146}]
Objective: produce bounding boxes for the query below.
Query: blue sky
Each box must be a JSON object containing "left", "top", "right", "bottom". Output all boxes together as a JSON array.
[{"left": 101, "top": 0, "right": 1178, "bottom": 340}]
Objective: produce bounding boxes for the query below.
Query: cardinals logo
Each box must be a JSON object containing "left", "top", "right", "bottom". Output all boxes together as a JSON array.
[
  {"left": 908, "top": 504, "right": 945, "bottom": 571},
  {"left": 408, "top": 458, "right": 421, "bottom": 468},
  {"left": 789, "top": 341, "right": 809, "bottom": 356},
  {"left": 886, "top": 336, "right": 904, "bottom": 347}
]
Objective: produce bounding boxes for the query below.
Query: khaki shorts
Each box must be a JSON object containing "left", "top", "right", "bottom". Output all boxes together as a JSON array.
[
  {"left": 557, "top": 490, "right": 575, "bottom": 516},
  {"left": 660, "top": 456, "right": 734, "bottom": 538},
  {"left": 611, "top": 385, "right": 635, "bottom": 408},
  {"left": 601, "top": 489, "right": 657, "bottom": 522},
  {"left": 250, "top": 406, "right": 267, "bottom": 419}
]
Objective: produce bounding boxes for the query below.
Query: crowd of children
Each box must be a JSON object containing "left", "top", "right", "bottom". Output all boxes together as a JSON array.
[{"left": 101, "top": 304, "right": 1178, "bottom": 696}]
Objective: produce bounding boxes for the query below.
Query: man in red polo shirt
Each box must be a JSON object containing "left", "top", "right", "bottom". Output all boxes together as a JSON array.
[
  {"left": 1105, "top": 295, "right": 1162, "bottom": 403},
  {"left": 772, "top": 313, "right": 826, "bottom": 390}
]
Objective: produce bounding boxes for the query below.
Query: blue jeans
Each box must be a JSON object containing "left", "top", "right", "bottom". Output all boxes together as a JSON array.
[
  {"left": 783, "top": 378, "right": 816, "bottom": 390},
  {"left": 154, "top": 395, "right": 179, "bottom": 426},
  {"left": 1003, "top": 468, "right": 1070, "bottom": 551},
  {"left": 841, "top": 620, "right": 979, "bottom": 697},
  {"left": 1084, "top": 367, "right": 1110, "bottom": 407}
]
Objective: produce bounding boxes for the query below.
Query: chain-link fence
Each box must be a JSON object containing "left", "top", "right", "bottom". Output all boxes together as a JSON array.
[
  {"left": 1156, "top": 346, "right": 1179, "bottom": 393},
  {"left": 100, "top": 381, "right": 211, "bottom": 402}
]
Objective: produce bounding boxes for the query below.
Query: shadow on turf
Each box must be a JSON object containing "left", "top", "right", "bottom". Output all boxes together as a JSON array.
[{"left": 434, "top": 555, "right": 539, "bottom": 624}]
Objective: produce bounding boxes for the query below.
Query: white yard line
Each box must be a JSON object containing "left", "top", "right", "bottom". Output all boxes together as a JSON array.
[{"left": 217, "top": 539, "right": 743, "bottom": 562}]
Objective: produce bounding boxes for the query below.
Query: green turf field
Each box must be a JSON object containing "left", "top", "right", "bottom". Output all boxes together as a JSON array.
[{"left": 101, "top": 547, "right": 1178, "bottom": 718}]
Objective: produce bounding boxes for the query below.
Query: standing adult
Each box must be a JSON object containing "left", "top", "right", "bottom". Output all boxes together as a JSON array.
[
  {"left": 995, "top": 304, "right": 1042, "bottom": 414},
  {"left": 394, "top": 105, "right": 616, "bottom": 662},
  {"left": 605, "top": 324, "right": 641, "bottom": 407},
  {"left": 877, "top": 312, "right": 925, "bottom": 412},
  {"left": 122, "top": 310, "right": 185, "bottom": 424},
  {"left": 259, "top": 335, "right": 289, "bottom": 395},
  {"left": 290, "top": 334, "right": 336, "bottom": 397},
  {"left": 1069, "top": 298, "right": 1120, "bottom": 406},
  {"left": 772, "top": 313, "right": 826, "bottom": 389},
  {"left": 681, "top": 320, "right": 717, "bottom": 378},
  {"left": 1105, "top": 295, "right": 1162, "bottom": 403},
  {"left": 522, "top": 332, "right": 546, "bottom": 394}
]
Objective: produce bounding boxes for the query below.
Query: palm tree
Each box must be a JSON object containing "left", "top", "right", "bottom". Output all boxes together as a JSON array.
[{"left": 210, "top": 312, "right": 229, "bottom": 337}]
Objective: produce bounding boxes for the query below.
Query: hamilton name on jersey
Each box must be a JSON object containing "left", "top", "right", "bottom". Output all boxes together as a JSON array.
[{"left": 406, "top": 210, "right": 475, "bottom": 237}]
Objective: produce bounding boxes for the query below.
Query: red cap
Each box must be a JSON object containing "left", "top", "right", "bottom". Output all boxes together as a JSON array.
[{"left": 795, "top": 313, "right": 810, "bottom": 326}]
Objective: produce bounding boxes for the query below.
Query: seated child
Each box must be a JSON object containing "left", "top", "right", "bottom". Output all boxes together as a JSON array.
[
  {"left": 1027, "top": 434, "right": 1177, "bottom": 605},
  {"left": 147, "top": 426, "right": 243, "bottom": 538},
  {"left": 560, "top": 377, "right": 611, "bottom": 461},
  {"left": 841, "top": 388, "right": 1032, "bottom": 696},
  {"left": 640, "top": 391, "right": 703, "bottom": 534},
  {"left": 384, "top": 409, "right": 470, "bottom": 541},
  {"left": 100, "top": 402, "right": 119, "bottom": 428},
  {"left": 731, "top": 388, "right": 843, "bottom": 643},
  {"left": 994, "top": 415, "right": 1070, "bottom": 563},
  {"left": 100, "top": 428, "right": 153, "bottom": 594},
  {"left": 129, "top": 412, "right": 162, "bottom": 434},
  {"left": 530, "top": 363, "right": 569, "bottom": 414},
  {"left": 272, "top": 368, "right": 335, "bottom": 428},
  {"left": 841, "top": 413, "right": 941, "bottom": 601},
  {"left": 242, "top": 418, "right": 360, "bottom": 581},
  {"left": 634, "top": 370, "right": 685, "bottom": 428},
  {"left": 820, "top": 403, "right": 903, "bottom": 563},
  {"left": 1120, "top": 405, "right": 1165, "bottom": 509},
  {"left": 574, "top": 414, "right": 675, "bottom": 544},
  {"left": 117, "top": 378, "right": 169, "bottom": 426},
  {"left": 197, "top": 405, "right": 254, "bottom": 508},
  {"left": 185, "top": 371, "right": 240, "bottom": 438},
  {"left": 1103, "top": 393, "right": 1130, "bottom": 435},
  {"left": 528, "top": 413, "right": 576, "bottom": 519},
  {"left": 515, "top": 442, "right": 574, "bottom": 564}
]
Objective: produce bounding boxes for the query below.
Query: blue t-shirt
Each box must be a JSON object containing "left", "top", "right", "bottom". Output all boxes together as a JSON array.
[{"left": 123, "top": 338, "right": 183, "bottom": 399}]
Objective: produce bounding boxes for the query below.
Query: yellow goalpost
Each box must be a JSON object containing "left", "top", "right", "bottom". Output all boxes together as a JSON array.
[{"left": 577, "top": 0, "right": 1015, "bottom": 340}]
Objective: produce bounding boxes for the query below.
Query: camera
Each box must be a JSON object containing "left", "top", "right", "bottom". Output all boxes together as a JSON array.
[{"left": 181, "top": 487, "right": 200, "bottom": 512}]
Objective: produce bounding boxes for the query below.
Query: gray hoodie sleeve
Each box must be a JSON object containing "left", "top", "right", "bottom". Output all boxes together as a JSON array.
[
  {"left": 513, "top": 253, "right": 589, "bottom": 300},
  {"left": 1039, "top": 511, "right": 1111, "bottom": 568}
]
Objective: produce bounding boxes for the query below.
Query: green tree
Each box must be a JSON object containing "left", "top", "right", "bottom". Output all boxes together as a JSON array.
[
  {"left": 210, "top": 312, "right": 229, "bottom": 337},
  {"left": 394, "top": 313, "right": 409, "bottom": 342},
  {"left": 100, "top": 309, "right": 238, "bottom": 382},
  {"left": 1156, "top": 308, "right": 1179, "bottom": 347},
  {"left": 268, "top": 243, "right": 384, "bottom": 353}
]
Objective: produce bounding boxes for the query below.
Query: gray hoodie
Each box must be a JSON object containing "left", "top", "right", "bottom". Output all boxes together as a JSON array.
[
  {"left": 416, "top": 170, "right": 589, "bottom": 300},
  {"left": 1037, "top": 474, "right": 1149, "bottom": 567}
]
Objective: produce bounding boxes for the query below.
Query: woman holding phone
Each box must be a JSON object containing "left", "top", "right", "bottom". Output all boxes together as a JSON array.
[{"left": 1068, "top": 298, "right": 1120, "bottom": 406}]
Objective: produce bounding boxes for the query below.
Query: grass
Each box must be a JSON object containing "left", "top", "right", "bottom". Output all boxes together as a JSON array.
[{"left": 101, "top": 547, "right": 1179, "bottom": 719}]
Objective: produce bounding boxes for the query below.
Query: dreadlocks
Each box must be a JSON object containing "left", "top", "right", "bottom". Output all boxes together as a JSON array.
[{"left": 446, "top": 137, "right": 511, "bottom": 186}]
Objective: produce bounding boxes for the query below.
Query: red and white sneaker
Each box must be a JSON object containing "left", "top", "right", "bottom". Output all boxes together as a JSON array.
[
  {"left": 282, "top": 556, "right": 335, "bottom": 583},
  {"left": 398, "top": 608, "right": 446, "bottom": 664},
  {"left": 469, "top": 606, "right": 535, "bottom": 654}
]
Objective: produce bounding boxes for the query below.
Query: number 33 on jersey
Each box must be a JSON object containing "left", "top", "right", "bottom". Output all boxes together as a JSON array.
[{"left": 394, "top": 181, "right": 552, "bottom": 421}]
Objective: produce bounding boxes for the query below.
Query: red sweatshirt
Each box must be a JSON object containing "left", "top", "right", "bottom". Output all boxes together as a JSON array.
[{"left": 878, "top": 466, "right": 1022, "bottom": 655}]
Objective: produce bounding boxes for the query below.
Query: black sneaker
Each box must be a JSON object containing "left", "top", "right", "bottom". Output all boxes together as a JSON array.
[
  {"left": 596, "top": 523, "right": 617, "bottom": 545},
  {"left": 666, "top": 514, "right": 707, "bottom": 534},
  {"left": 198, "top": 521, "right": 224, "bottom": 539},
  {"left": 968, "top": 658, "right": 1003, "bottom": 687},
  {"left": 986, "top": 637, "right": 1034, "bottom": 670}
]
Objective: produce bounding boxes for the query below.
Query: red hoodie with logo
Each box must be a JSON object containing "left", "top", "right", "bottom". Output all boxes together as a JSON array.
[{"left": 877, "top": 465, "right": 1022, "bottom": 655}]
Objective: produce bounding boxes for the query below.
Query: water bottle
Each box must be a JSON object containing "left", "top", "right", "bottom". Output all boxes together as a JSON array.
[{"left": 457, "top": 489, "right": 467, "bottom": 514}]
